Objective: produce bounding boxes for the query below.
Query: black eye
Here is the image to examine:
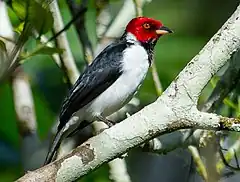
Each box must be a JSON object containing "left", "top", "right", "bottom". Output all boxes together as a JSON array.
[{"left": 143, "top": 23, "right": 151, "bottom": 29}]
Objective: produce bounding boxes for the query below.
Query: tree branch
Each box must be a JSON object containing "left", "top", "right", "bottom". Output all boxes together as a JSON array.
[
  {"left": 38, "top": 34, "right": 62, "bottom": 67},
  {"left": 66, "top": 0, "right": 94, "bottom": 64},
  {"left": 49, "top": 0, "right": 80, "bottom": 85},
  {"left": 93, "top": 122, "right": 131, "bottom": 182},
  {"left": 217, "top": 137, "right": 240, "bottom": 172},
  {"left": 11, "top": 67, "right": 41, "bottom": 171},
  {"left": 11, "top": 68, "right": 37, "bottom": 137},
  {"left": 188, "top": 145, "right": 208, "bottom": 181},
  {"left": 201, "top": 49, "right": 240, "bottom": 112}
]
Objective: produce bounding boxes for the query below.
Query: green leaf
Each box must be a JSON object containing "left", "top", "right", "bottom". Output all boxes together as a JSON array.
[
  {"left": 27, "top": 0, "right": 54, "bottom": 35},
  {"left": 19, "top": 45, "right": 64, "bottom": 61},
  {"left": 14, "top": 22, "right": 25, "bottom": 34},
  {"left": 12, "top": 0, "right": 54, "bottom": 35},
  {"left": 12, "top": 0, "right": 27, "bottom": 20}
]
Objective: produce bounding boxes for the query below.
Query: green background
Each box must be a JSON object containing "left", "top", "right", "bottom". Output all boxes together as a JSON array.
[{"left": 0, "top": 0, "right": 239, "bottom": 181}]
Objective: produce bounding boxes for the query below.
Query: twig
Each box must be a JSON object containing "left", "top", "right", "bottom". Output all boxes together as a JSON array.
[
  {"left": 38, "top": 34, "right": 61, "bottom": 67},
  {"left": 188, "top": 145, "right": 208, "bottom": 181},
  {"left": 132, "top": 0, "right": 163, "bottom": 96},
  {"left": 234, "top": 149, "right": 239, "bottom": 168},
  {"left": 217, "top": 137, "right": 240, "bottom": 172},
  {"left": 66, "top": 0, "right": 93, "bottom": 64},
  {"left": 47, "top": 4, "right": 87, "bottom": 44},
  {"left": 151, "top": 62, "right": 163, "bottom": 96},
  {"left": 49, "top": 0, "right": 80, "bottom": 85}
]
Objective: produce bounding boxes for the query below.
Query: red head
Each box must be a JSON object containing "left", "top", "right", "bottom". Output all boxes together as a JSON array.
[{"left": 126, "top": 17, "right": 173, "bottom": 43}]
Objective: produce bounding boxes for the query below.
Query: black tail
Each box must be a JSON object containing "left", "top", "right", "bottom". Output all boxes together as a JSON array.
[
  {"left": 44, "top": 127, "right": 65, "bottom": 165},
  {"left": 44, "top": 120, "right": 91, "bottom": 165}
]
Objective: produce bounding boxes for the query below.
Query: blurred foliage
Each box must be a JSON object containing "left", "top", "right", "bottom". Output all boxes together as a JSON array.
[
  {"left": 0, "top": 0, "right": 239, "bottom": 181},
  {"left": 12, "top": 0, "right": 53, "bottom": 35}
]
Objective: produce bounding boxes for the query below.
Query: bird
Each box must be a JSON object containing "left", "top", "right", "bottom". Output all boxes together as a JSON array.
[{"left": 44, "top": 16, "right": 173, "bottom": 165}]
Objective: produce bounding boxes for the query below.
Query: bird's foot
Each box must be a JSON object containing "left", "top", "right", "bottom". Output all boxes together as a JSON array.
[
  {"left": 97, "top": 115, "right": 115, "bottom": 127},
  {"left": 118, "top": 153, "right": 128, "bottom": 159}
]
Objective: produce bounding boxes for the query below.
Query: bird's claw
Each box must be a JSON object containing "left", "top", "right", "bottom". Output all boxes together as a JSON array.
[
  {"left": 118, "top": 153, "right": 128, "bottom": 159},
  {"left": 97, "top": 115, "right": 115, "bottom": 127}
]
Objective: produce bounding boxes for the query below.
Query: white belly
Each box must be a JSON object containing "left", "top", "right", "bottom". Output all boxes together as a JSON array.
[{"left": 78, "top": 44, "right": 149, "bottom": 121}]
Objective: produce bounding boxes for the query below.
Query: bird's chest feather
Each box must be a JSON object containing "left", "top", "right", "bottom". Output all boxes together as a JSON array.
[{"left": 88, "top": 45, "right": 149, "bottom": 117}]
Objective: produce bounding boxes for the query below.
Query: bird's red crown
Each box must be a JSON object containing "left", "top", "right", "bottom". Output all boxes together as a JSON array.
[{"left": 126, "top": 17, "right": 172, "bottom": 42}]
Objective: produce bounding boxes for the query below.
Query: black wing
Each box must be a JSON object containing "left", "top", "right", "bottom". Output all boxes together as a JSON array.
[{"left": 58, "top": 41, "right": 133, "bottom": 130}]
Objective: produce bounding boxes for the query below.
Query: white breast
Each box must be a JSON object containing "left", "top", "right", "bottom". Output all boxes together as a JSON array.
[{"left": 79, "top": 44, "right": 149, "bottom": 121}]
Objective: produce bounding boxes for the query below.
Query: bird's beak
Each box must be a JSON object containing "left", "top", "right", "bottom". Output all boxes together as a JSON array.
[{"left": 156, "top": 26, "right": 173, "bottom": 35}]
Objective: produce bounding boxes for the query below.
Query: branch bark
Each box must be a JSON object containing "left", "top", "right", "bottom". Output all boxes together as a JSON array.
[
  {"left": 16, "top": 3, "right": 240, "bottom": 182},
  {"left": 201, "top": 50, "right": 240, "bottom": 112},
  {"left": 49, "top": 0, "right": 80, "bottom": 85},
  {"left": 11, "top": 67, "right": 41, "bottom": 171},
  {"left": 11, "top": 68, "right": 37, "bottom": 137}
]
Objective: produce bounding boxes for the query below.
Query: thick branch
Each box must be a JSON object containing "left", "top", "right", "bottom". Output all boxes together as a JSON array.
[
  {"left": 17, "top": 114, "right": 240, "bottom": 182},
  {"left": 93, "top": 122, "right": 131, "bottom": 182},
  {"left": 145, "top": 49, "right": 240, "bottom": 154}
]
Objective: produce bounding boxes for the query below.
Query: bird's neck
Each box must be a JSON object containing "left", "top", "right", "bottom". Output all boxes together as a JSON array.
[
  {"left": 120, "top": 32, "right": 155, "bottom": 65},
  {"left": 120, "top": 32, "right": 138, "bottom": 43}
]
